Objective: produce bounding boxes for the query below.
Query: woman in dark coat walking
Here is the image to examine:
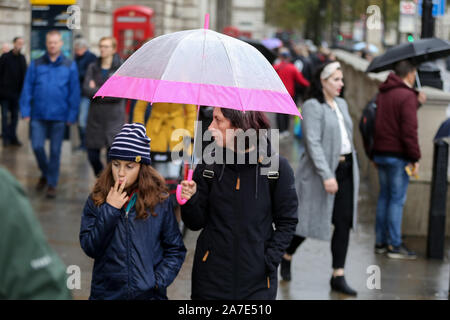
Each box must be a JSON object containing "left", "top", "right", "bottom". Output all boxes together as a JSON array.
[
  {"left": 180, "top": 108, "right": 298, "bottom": 300},
  {"left": 83, "top": 36, "right": 125, "bottom": 176}
]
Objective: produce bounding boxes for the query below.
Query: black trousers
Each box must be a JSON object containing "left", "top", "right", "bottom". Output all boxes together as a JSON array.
[
  {"left": 87, "top": 147, "right": 111, "bottom": 177},
  {"left": 286, "top": 154, "right": 354, "bottom": 269},
  {"left": 0, "top": 97, "right": 20, "bottom": 143}
]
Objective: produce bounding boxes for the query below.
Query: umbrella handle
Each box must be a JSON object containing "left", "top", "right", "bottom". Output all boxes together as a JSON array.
[{"left": 176, "top": 169, "right": 194, "bottom": 205}]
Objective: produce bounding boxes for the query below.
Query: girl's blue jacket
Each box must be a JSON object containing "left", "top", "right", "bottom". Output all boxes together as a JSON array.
[{"left": 80, "top": 196, "right": 186, "bottom": 300}]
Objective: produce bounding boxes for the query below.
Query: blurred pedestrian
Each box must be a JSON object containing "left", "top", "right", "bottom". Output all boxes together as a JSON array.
[
  {"left": 133, "top": 101, "right": 196, "bottom": 174},
  {"left": 282, "top": 61, "right": 360, "bottom": 296},
  {"left": 180, "top": 108, "right": 298, "bottom": 299},
  {"left": 0, "top": 37, "right": 27, "bottom": 147},
  {"left": 293, "top": 44, "right": 313, "bottom": 81},
  {"left": 292, "top": 44, "right": 313, "bottom": 103},
  {"left": 74, "top": 38, "right": 97, "bottom": 151},
  {"left": 83, "top": 36, "right": 124, "bottom": 177},
  {"left": 372, "top": 59, "right": 425, "bottom": 260},
  {"left": 79, "top": 123, "right": 186, "bottom": 300},
  {"left": 1, "top": 42, "right": 10, "bottom": 56},
  {"left": 273, "top": 48, "right": 310, "bottom": 138},
  {"left": 0, "top": 166, "right": 71, "bottom": 299},
  {"left": 310, "top": 46, "right": 334, "bottom": 73},
  {"left": 133, "top": 101, "right": 197, "bottom": 224},
  {"left": 19, "top": 30, "right": 80, "bottom": 199}
]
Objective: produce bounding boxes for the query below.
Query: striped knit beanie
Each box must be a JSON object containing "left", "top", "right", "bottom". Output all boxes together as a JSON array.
[{"left": 108, "top": 123, "right": 151, "bottom": 165}]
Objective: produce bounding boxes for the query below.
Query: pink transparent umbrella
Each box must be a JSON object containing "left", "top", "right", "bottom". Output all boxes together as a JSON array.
[{"left": 95, "top": 14, "right": 301, "bottom": 205}]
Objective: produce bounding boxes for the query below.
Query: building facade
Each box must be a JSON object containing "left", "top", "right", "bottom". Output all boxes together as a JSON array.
[{"left": 0, "top": 0, "right": 267, "bottom": 61}]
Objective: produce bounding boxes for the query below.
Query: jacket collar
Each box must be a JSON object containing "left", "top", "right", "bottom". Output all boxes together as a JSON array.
[
  {"left": 207, "top": 137, "right": 275, "bottom": 169},
  {"left": 95, "top": 53, "right": 122, "bottom": 70},
  {"left": 44, "top": 52, "right": 64, "bottom": 64}
]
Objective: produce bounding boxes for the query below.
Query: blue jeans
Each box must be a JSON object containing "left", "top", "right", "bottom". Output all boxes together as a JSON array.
[
  {"left": 78, "top": 96, "right": 91, "bottom": 129},
  {"left": 30, "top": 120, "right": 66, "bottom": 187},
  {"left": 77, "top": 96, "right": 91, "bottom": 149},
  {"left": 373, "top": 155, "right": 410, "bottom": 247},
  {"left": 1, "top": 98, "right": 20, "bottom": 143}
]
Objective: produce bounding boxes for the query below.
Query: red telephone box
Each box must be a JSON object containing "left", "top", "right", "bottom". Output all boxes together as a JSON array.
[
  {"left": 113, "top": 5, "right": 154, "bottom": 60},
  {"left": 223, "top": 26, "right": 241, "bottom": 38},
  {"left": 223, "top": 26, "right": 253, "bottom": 39}
]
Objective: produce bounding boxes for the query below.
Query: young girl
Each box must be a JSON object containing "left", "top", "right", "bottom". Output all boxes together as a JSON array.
[{"left": 80, "top": 123, "right": 186, "bottom": 300}]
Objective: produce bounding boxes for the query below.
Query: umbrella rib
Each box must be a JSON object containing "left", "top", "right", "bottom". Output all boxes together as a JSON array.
[
  {"left": 215, "top": 33, "right": 246, "bottom": 112},
  {"left": 197, "top": 28, "right": 208, "bottom": 106}
]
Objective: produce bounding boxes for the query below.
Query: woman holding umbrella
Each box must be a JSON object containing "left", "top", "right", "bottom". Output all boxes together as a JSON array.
[
  {"left": 179, "top": 108, "right": 299, "bottom": 300},
  {"left": 92, "top": 15, "right": 302, "bottom": 299},
  {"left": 280, "top": 61, "right": 360, "bottom": 296}
]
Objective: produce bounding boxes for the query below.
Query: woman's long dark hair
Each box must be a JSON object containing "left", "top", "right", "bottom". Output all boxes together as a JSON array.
[
  {"left": 220, "top": 109, "right": 271, "bottom": 152},
  {"left": 306, "top": 61, "right": 335, "bottom": 104}
]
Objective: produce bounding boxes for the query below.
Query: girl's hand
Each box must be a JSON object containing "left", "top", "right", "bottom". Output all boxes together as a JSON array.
[
  {"left": 107, "top": 178, "right": 129, "bottom": 209},
  {"left": 89, "top": 80, "right": 96, "bottom": 89},
  {"left": 180, "top": 180, "right": 197, "bottom": 201},
  {"left": 323, "top": 178, "right": 338, "bottom": 195}
]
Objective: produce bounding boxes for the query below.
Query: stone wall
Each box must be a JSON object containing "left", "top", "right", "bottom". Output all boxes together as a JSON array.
[
  {"left": 334, "top": 49, "right": 450, "bottom": 236},
  {"left": 0, "top": 0, "right": 31, "bottom": 61}
]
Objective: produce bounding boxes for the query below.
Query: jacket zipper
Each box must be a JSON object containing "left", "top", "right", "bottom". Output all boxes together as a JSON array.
[{"left": 125, "top": 211, "right": 131, "bottom": 299}]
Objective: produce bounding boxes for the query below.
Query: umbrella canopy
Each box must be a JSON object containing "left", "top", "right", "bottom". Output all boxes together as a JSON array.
[
  {"left": 239, "top": 37, "right": 278, "bottom": 64},
  {"left": 261, "top": 37, "right": 283, "bottom": 50},
  {"left": 95, "top": 28, "right": 300, "bottom": 117},
  {"left": 434, "top": 118, "right": 450, "bottom": 141},
  {"left": 353, "top": 42, "right": 379, "bottom": 54},
  {"left": 366, "top": 38, "right": 450, "bottom": 73}
]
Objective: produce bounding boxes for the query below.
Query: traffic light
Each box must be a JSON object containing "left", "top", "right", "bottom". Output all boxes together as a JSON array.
[{"left": 407, "top": 34, "right": 415, "bottom": 42}]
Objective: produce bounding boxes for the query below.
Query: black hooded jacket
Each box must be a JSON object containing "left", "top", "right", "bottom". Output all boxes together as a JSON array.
[
  {"left": 0, "top": 50, "right": 27, "bottom": 100},
  {"left": 181, "top": 146, "right": 298, "bottom": 300}
]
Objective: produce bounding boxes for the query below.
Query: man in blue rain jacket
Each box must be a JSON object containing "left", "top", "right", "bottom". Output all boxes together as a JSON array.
[{"left": 20, "top": 30, "right": 80, "bottom": 198}]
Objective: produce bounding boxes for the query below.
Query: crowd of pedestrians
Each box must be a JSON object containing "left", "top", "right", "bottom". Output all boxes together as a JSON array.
[{"left": 0, "top": 30, "right": 429, "bottom": 300}]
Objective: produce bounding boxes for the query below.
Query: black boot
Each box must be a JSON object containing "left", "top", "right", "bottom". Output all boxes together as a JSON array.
[
  {"left": 280, "top": 257, "right": 291, "bottom": 281},
  {"left": 330, "top": 275, "right": 357, "bottom": 296}
]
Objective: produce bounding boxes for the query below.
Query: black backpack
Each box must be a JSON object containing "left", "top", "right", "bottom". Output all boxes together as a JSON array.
[
  {"left": 359, "top": 94, "right": 378, "bottom": 160},
  {"left": 201, "top": 155, "right": 280, "bottom": 200}
]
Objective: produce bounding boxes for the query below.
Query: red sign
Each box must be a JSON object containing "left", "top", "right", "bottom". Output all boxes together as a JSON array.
[
  {"left": 223, "top": 25, "right": 252, "bottom": 39},
  {"left": 400, "top": 1, "right": 416, "bottom": 15}
]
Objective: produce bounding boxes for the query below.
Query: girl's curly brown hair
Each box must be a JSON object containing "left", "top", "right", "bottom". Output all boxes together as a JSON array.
[{"left": 91, "top": 162, "right": 169, "bottom": 219}]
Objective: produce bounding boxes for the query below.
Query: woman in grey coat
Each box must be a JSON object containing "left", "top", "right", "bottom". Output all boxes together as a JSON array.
[
  {"left": 83, "top": 36, "right": 125, "bottom": 176},
  {"left": 280, "top": 61, "right": 360, "bottom": 296}
]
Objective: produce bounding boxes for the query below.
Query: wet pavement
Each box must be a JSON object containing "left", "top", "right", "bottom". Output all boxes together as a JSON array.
[{"left": 1, "top": 120, "right": 449, "bottom": 300}]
